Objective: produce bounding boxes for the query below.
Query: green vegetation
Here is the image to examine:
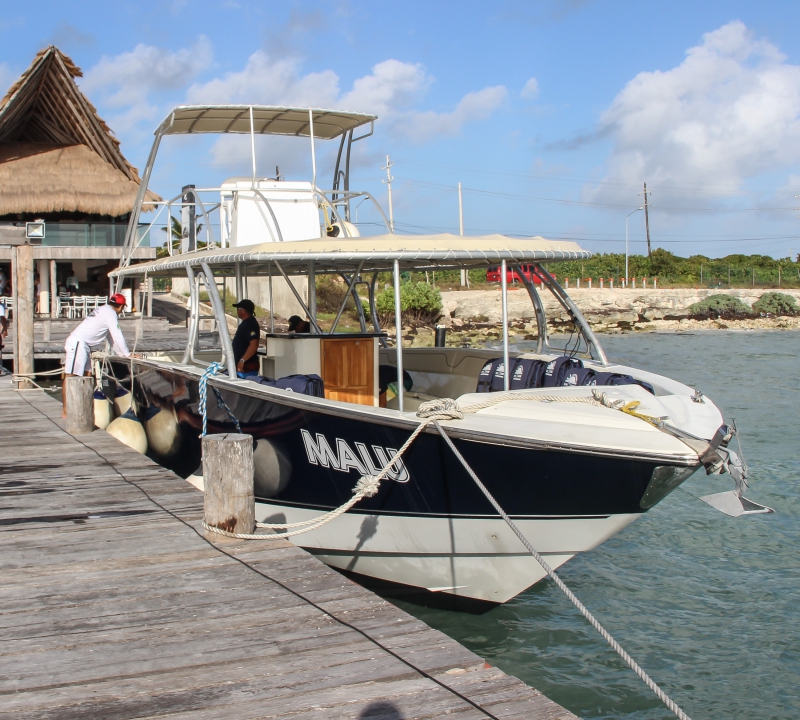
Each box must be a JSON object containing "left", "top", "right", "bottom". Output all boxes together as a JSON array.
[
  {"left": 393, "top": 250, "right": 800, "bottom": 289},
  {"left": 752, "top": 292, "right": 800, "bottom": 316},
  {"left": 550, "top": 249, "right": 800, "bottom": 288},
  {"left": 315, "top": 275, "right": 350, "bottom": 314},
  {"left": 375, "top": 281, "right": 443, "bottom": 324},
  {"left": 688, "top": 295, "right": 753, "bottom": 320}
]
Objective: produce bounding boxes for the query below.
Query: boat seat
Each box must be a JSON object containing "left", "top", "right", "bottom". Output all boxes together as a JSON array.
[{"left": 385, "top": 391, "right": 439, "bottom": 412}]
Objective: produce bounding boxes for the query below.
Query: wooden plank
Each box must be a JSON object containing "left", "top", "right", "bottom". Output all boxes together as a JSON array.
[{"left": 0, "top": 382, "right": 579, "bottom": 720}]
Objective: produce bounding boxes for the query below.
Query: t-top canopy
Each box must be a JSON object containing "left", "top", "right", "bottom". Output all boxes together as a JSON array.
[
  {"left": 111, "top": 233, "right": 590, "bottom": 279},
  {"left": 155, "top": 105, "right": 377, "bottom": 139}
]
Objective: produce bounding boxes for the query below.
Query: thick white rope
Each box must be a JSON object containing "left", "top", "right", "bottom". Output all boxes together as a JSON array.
[
  {"left": 12, "top": 367, "right": 66, "bottom": 378},
  {"left": 431, "top": 420, "right": 692, "bottom": 720},
  {"left": 202, "top": 418, "right": 433, "bottom": 539}
]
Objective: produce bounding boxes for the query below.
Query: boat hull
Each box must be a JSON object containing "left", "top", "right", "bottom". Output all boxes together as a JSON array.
[
  {"left": 256, "top": 502, "right": 642, "bottom": 603},
  {"left": 115, "top": 360, "right": 698, "bottom": 603}
]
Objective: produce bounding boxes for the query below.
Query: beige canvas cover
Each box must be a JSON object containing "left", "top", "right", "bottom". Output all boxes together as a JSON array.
[
  {"left": 156, "top": 106, "right": 377, "bottom": 139},
  {"left": 112, "top": 233, "right": 589, "bottom": 278}
]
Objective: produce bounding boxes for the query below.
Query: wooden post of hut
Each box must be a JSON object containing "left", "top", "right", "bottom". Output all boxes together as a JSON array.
[{"left": 12, "top": 244, "right": 34, "bottom": 389}]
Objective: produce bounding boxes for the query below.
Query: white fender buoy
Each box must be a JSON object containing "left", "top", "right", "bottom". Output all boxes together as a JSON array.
[
  {"left": 93, "top": 390, "right": 113, "bottom": 430},
  {"left": 144, "top": 405, "right": 181, "bottom": 457},
  {"left": 253, "top": 439, "right": 292, "bottom": 498},
  {"left": 113, "top": 387, "right": 132, "bottom": 417},
  {"left": 106, "top": 408, "right": 148, "bottom": 455}
]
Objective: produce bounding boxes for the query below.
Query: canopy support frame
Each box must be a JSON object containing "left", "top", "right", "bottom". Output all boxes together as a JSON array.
[
  {"left": 500, "top": 259, "right": 510, "bottom": 391},
  {"left": 516, "top": 265, "right": 547, "bottom": 354},
  {"left": 273, "top": 260, "right": 323, "bottom": 334},
  {"left": 393, "top": 259, "right": 404, "bottom": 412},
  {"left": 534, "top": 264, "right": 609, "bottom": 366},
  {"left": 201, "top": 262, "right": 237, "bottom": 379},
  {"left": 330, "top": 261, "right": 365, "bottom": 334}
]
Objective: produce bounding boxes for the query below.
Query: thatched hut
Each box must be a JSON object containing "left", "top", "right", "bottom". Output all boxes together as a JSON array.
[{"left": 0, "top": 46, "right": 159, "bottom": 313}]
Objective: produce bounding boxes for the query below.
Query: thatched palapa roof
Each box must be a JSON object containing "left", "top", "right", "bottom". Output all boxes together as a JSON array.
[{"left": 0, "top": 46, "right": 159, "bottom": 217}]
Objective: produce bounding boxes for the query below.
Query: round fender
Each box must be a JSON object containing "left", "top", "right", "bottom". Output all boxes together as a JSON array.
[
  {"left": 253, "top": 439, "right": 292, "bottom": 498},
  {"left": 93, "top": 390, "right": 113, "bottom": 430},
  {"left": 143, "top": 405, "right": 181, "bottom": 457}
]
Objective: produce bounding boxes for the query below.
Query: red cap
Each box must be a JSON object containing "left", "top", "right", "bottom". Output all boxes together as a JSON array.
[{"left": 109, "top": 293, "right": 127, "bottom": 307}]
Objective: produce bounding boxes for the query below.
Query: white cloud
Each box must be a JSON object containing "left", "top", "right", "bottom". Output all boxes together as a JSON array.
[
  {"left": 521, "top": 77, "right": 539, "bottom": 99},
  {"left": 398, "top": 86, "right": 508, "bottom": 143},
  {"left": 81, "top": 37, "right": 213, "bottom": 131},
  {"left": 590, "top": 21, "right": 800, "bottom": 203},
  {"left": 340, "top": 59, "right": 430, "bottom": 114},
  {"left": 186, "top": 51, "right": 339, "bottom": 107},
  {"left": 80, "top": 41, "right": 505, "bottom": 167},
  {"left": 187, "top": 52, "right": 505, "bottom": 163}
]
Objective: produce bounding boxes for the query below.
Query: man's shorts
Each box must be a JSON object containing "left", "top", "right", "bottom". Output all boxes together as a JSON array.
[{"left": 64, "top": 337, "right": 90, "bottom": 375}]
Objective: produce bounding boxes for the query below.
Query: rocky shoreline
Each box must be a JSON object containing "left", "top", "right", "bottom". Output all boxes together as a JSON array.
[{"left": 390, "top": 288, "right": 800, "bottom": 347}]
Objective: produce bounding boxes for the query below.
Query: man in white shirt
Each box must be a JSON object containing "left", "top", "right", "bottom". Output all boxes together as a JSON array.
[{"left": 62, "top": 293, "right": 131, "bottom": 417}]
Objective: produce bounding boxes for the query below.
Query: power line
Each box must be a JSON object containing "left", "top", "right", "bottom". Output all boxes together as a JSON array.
[
  {"left": 398, "top": 159, "right": 760, "bottom": 195},
  {"left": 390, "top": 220, "right": 800, "bottom": 246},
  {"left": 393, "top": 177, "right": 794, "bottom": 213}
]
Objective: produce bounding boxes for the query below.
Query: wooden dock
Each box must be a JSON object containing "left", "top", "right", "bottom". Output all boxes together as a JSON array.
[
  {"left": 1, "top": 295, "right": 219, "bottom": 362},
  {"left": 0, "top": 380, "right": 578, "bottom": 719}
]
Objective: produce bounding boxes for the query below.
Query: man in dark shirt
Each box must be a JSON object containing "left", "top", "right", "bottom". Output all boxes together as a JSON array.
[{"left": 231, "top": 299, "right": 261, "bottom": 376}]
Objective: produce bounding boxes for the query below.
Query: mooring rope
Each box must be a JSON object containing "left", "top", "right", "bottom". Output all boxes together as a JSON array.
[
  {"left": 202, "top": 419, "right": 432, "bottom": 539},
  {"left": 430, "top": 419, "right": 692, "bottom": 720},
  {"left": 198, "top": 362, "right": 241, "bottom": 436},
  {"left": 204, "top": 389, "right": 655, "bottom": 539},
  {"left": 202, "top": 389, "right": 693, "bottom": 719}
]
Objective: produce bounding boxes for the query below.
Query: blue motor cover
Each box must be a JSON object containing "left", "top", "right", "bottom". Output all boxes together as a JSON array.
[
  {"left": 509, "top": 358, "right": 547, "bottom": 390},
  {"left": 561, "top": 367, "right": 596, "bottom": 386},
  {"left": 593, "top": 372, "right": 655, "bottom": 394},
  {"left": 476, "top": 358, "right": 506, "bottom": 392},
  {"left": 542, "top": 356, "right": 583, "bottom": 387}
]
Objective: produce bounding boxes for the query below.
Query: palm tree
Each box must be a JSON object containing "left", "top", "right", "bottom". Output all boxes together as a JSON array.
[{"left": 158, "top": 217, "right": 205, "bottom": 258}]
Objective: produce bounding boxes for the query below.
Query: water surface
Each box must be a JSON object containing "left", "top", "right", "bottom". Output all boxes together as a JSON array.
[{"left": 390, "top": 331, "right": 800, "bottom": 719}]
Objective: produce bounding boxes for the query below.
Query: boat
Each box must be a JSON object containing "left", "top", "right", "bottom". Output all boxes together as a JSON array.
[{"left": 105, "top": 105, "right": 759, "bottom": 606}]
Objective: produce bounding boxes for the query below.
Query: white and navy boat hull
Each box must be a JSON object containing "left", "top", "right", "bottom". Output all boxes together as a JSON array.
[{"left": 112, "top": 358, "right": 708, "bottom": 605}]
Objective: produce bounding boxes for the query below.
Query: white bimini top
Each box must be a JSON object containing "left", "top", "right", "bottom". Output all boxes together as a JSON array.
[{"left": 66, "top": 305, "right": 130, "bottom": 356}]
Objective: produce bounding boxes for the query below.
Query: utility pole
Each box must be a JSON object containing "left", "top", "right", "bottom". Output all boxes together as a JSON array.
[
  {"left": 458, "top": 182, "right": 468, "bottom": 287},
  {"left": 381, "top": 156, "right": 394, "bottom": 233},
  {"left": 641, "top": 182, "right": 652, "bottom": 257}
]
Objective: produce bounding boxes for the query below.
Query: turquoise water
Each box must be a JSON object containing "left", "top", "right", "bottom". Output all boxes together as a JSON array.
[{"left": 390, "top": 331, "right": 800, "bottom": 719}]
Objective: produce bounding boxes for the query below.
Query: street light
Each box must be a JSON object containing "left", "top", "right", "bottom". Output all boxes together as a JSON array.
[
  {"left": 625, "top": 207, "right": 644, "bottom": 283},
  {"left": 353, "top": 196, "right": 369, "bottom": 224}
]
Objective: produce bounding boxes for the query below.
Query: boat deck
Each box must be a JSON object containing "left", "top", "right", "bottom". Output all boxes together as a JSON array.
[{"left": 0, "top": 380, "right": 577, "bottom": 719}]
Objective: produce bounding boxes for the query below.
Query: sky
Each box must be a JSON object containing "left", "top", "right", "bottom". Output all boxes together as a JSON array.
[{"left": 3, "top": 0, "right": 800, "bottom": 259}]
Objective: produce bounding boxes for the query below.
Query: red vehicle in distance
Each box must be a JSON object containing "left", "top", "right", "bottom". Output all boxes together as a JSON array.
[{"left": 486, "top": 264, "right": 555, "bottom": 285}]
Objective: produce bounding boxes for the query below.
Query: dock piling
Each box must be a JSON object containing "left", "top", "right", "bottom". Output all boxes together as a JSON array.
[
  {"left": 203, "top": 433, "right": 255, "bottom": 538},
  {"left": 65, "top": 376, "right": 94, "bottom": 434}
]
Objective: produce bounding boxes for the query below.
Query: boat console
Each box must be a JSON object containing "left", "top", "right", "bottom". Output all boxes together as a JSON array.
[{"left": 261, "top": 333, "right": 385, "bottom": 407}]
